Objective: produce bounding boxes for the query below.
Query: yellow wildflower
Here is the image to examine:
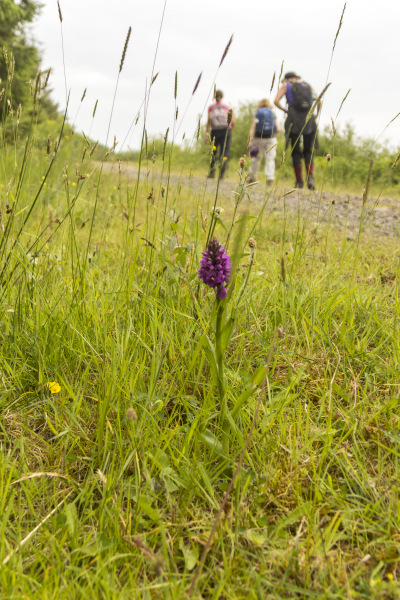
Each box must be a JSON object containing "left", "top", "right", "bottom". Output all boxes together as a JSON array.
[{"left": 45, "top": 381, "right": 61, "bottom": 394}]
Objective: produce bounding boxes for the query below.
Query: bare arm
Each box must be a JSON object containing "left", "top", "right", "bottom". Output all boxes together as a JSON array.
[{"left": 274, "top": 83, "right": 288, "bottom": 114}]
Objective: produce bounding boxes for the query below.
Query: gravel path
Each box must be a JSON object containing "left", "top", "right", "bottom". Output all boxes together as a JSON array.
[{"left": 111, "top": 163, "right": 400, "bottom": 239}]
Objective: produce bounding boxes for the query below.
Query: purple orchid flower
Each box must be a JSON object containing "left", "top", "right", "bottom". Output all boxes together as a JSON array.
[{"left": 199, "top": 238, "right": 232, "bottom": 299}]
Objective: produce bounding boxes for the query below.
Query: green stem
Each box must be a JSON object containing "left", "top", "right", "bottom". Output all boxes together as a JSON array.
[{"left": 215, "top": 301, "right": 229, "bottom": 457}]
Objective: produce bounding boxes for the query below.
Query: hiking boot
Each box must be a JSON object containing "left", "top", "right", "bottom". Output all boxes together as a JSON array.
[
  {"left": 207, "top": 170, "right": 216, "bottom": 179},
  {"left": 307, "top": 175, "right": 316, "bottom": 190},
  {"left": 246, "top": 174, "right": 255, "bottom": 183},
  {"left": 295, "top": 180, "right": 304, "bottom": 189}
]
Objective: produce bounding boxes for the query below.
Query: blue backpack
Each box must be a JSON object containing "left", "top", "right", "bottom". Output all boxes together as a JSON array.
[{"left": 255, "top": 107, "right": 275, "bottom": 136}]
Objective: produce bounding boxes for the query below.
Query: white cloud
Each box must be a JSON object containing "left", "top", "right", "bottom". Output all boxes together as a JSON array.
[{"left": 32, "top": 0, "right": 400, "bottom": 150}]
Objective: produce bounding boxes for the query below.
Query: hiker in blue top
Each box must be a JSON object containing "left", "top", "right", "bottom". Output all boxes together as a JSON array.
[
  {"left": 247, "top": 98, "right": 280, "bottom": 186},
  {"left": 274, "top": 72, "right": 321, "bottom": 190}
]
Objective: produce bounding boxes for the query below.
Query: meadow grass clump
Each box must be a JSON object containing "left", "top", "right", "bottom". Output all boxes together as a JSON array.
[
  {"left": 1, "top": 115, "right": 400, "bottom": 597},
  {"left": 1, "top": 14, "right": 400, "bottom": 599}
]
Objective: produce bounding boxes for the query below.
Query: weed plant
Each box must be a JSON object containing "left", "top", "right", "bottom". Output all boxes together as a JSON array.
[{"left": 1, "top": 12, "right": 400, "bottom": 600}]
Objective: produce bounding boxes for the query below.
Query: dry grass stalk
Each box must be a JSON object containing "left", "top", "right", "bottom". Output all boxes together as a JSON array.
[
  {"left": 3, "top": 490, "right": 73, "bottom": 565},
  {"left": 11, "top": 472, "right": 80, "bottom": 488},
  {"left": 57, "top": 0, "right": 63, "bottom": 22}
]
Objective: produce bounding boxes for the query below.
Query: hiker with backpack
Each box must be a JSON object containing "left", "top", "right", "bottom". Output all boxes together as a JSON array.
[
  {"left": 274, "top": 72, "right": 321, "bottom": 190},
  {"left": 205, "top": 90, "right": 235, "bottom": 179},
  {"left": 247, "top": 99, "right": 280, "bottom": 185}
]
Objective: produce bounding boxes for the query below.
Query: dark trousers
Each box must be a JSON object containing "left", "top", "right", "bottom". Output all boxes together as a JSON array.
[
  {"left": 210, "top": 128, "right": 231, "bottom": 175},
  {"left": 289, "top": 130, "right": 317, "bottom": 167}
]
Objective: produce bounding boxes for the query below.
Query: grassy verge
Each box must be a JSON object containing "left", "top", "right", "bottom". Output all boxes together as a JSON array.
[{"left": 1, "top": 127, "right": 400, "bottom": 598}]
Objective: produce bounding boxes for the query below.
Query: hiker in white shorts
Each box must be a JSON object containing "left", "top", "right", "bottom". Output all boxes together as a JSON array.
[{"left": 248, "top": 98, "right": 280, "bottom": 186}]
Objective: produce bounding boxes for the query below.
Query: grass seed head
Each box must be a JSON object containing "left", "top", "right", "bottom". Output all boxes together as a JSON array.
[
  {"left": 227, "top": 108, "right": 233, "bottom": 125},
  {"left": 281, "top": 255, "right": 286, "bottom": 283},
  {"left": 119, "top": 26, "right": 132, "bottom": 73},
  {"left": 248, "top": 237, "right": 257, "bottom": 249},
  {"left": 89, "top": 141, "right": 98, "bottom": 157},
  {"left": 127, "top": 408, "right": 137, "bottom": 421},
  {"left": 219, "top": 34, "right": 233, "bottom": 67},
  {"left": 33, "top": 71, "right": 41, "bottom": 104},
  {"left": 200, "top": 207, "right": 207, "bottom": 233},
  {"left": 391, "top": 152, "right": 400, "bottom": 169},
  {"left": 44, "top": 68, "right": 51, "bottom": 89},
  {"left": 270, "top": 71, "right": 276, "bottom": 93},
  {"left": 239, "top": 156, "right": 246, "bottom": 169},
  {"left": 192, "top": 72, "right": 202, "bottom": 95}
]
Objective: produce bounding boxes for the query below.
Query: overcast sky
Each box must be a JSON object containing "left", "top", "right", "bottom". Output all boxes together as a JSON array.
[{"left": 31, "top": 0, "right": 400, "bottom": 152}]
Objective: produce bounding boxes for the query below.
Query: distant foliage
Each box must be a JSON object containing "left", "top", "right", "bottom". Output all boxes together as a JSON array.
[
  {"left": 118, "top": 101, "right": 400, "bottom": 190},
  {"left": 316, "top": 122, "right": 400, "bottom": 187},
  {"left": 0, "top": 0, "right": 58, "bottom": 131}
]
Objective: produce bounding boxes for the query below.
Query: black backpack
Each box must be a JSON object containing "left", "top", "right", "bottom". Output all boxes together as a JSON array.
[{"left": 290, "top": 81, "right": 313, "bottom": 111}]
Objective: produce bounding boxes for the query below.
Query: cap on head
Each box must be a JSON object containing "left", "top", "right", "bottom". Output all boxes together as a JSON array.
[
  {"left": 215, "top": 89, "right": 223, "bottom": 100},
  {"left": 284, "top": 72, "right": 300, "bottom": 80}
]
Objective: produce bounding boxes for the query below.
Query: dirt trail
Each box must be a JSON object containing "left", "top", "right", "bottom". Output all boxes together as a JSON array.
[{"left": 106, "top": 162, "right": 400, "bottom": 239}]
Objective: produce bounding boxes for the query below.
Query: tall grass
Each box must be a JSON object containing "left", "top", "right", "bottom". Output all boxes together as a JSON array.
[{"left": 1, "top": 11, "right": 400, "bottom": 600}]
